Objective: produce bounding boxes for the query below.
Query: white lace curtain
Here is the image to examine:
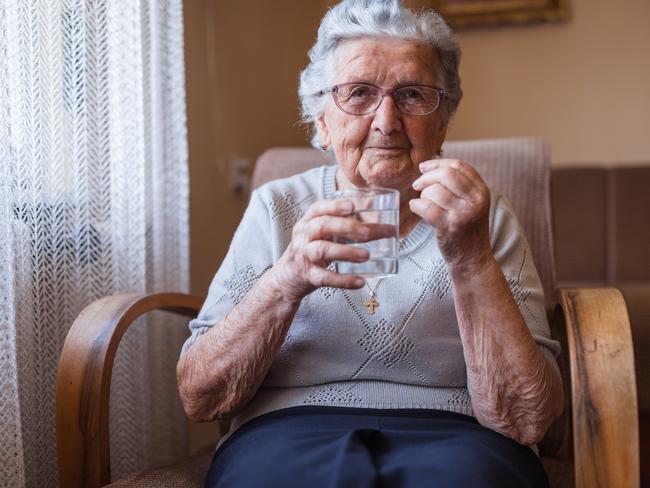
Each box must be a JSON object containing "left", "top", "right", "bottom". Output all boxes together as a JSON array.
[{"left": 0, "top": 0, "right": 190, "bottom": 486}]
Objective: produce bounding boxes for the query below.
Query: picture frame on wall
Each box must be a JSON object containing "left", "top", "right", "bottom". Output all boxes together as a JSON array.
[{"left": 406, "top": 0, "right": 571, "bottom": 28}]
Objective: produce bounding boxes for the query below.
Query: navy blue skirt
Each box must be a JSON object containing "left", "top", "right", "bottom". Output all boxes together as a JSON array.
[{"left": 205, "top": 406, "right": 549, "bottom": 488}]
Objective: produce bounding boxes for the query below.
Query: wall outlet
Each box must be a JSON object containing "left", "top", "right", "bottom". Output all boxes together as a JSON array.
[{"left": 228, "top": 156, "right": 251, "bottom": 196}]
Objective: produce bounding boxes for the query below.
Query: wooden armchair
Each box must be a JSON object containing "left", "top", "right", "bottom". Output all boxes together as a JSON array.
[{"left": 56, "top": 138, "right": 640, "bottom": 487}]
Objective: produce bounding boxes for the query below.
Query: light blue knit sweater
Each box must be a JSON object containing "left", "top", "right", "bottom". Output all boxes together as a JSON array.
[{"left": 182, "top": 164, "right": 560, "bottom": 433}]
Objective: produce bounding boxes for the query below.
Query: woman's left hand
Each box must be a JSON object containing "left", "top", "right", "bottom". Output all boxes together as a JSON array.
[{"left": 409, "top": 159, "right": 492, "bottom": 271}]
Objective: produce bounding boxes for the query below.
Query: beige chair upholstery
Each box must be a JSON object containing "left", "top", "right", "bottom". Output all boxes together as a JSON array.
[
  {"left": 57, "top": 138, "right": 639, "bottom": 488},
  {"left": 105, "top": 449, "right": 212, "bottom": 488}
]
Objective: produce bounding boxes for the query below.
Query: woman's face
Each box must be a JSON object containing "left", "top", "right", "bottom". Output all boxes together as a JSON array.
[{"left": 316, "top": 37, "right": 448, "bottom": 192}]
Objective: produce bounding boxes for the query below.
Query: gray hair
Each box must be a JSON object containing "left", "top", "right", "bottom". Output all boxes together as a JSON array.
[{"left": 299, "top": 0, "right": 462, "bottom": 149}]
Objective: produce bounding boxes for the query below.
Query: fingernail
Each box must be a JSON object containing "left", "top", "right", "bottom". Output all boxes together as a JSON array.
[
  {"left": 412, "top": 179, "right": 421, "bottom": 190},
  {"left": 419, "top": 161, "right": 435, "bottom": 172},
  {"left": 354, "top": 277, "right": 365, "bottom": 287}
]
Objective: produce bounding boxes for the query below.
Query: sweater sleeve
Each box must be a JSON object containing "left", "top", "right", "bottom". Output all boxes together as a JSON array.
[
  {"left": 180, "top": 190, "right": 275, "bottom": 355},
  {"left": 489, "top": 193, "right": 561, "bottom": 367}
]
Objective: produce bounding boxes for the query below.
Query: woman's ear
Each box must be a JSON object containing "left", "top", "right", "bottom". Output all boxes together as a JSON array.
[{"left": 315, "top": 113, "right": 331, "bottom": 150}]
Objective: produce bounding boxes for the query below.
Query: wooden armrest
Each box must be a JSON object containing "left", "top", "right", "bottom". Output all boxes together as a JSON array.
[
  {"left": 56, "top": 292, "right": 203, "bottom": 488},
  {"left": 556, "top": 287, "right": 639, "bottom": 488}
]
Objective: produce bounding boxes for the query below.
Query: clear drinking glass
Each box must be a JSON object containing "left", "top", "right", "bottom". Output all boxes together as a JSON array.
[{"left": 330, "top": 187, "right": 400, "bottom": 278}]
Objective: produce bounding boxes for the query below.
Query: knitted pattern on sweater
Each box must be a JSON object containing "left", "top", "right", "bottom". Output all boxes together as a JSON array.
[{"left": 182, "top": 164, "right": 560, "bottom": 433}]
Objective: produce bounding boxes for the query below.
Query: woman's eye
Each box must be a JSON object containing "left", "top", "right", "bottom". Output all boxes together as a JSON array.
[
  {"left": 349, "top": 86, "right": 372, "bottom": 98},
  {"left": 402, "top": 88, "right": 425, "bottom": 101}
]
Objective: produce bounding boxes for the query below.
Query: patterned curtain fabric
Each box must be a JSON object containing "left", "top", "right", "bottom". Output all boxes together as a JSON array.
[{"left": 0, "top": 1, "right": 190, "bottom": 486}]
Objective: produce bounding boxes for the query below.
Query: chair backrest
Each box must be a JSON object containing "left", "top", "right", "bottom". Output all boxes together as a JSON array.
[{"left": 253, "top": 138, "right": 556, "bottom": 310}]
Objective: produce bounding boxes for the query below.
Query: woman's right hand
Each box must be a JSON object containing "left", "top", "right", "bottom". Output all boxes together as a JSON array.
[{"left": 270, "top": 198, "right": 391, "bottom": 301}]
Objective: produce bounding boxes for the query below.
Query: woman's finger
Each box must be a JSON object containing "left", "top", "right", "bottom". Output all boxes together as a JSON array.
[
  {"left": 413, "top": 166, "right": 475, "bottom": 200},
  {"left": 302, "top": 198, "right": 355, "bottom": 221},
  {"left": 441, "top": 159, "right": 485, "bottom": 188},
  {"left": 305, "top": 216, "right": 396, "bottom": 243},
  {"left": 419, "top": 183, "right": 463, "bottom": 212},
  {"left": 420, "top": 158, "right": 485, "bottom": 188},
  {"left": 307, "top": 267, "right": 365, "bottom": 289},
  {"left": 409, "top": 198, "right": 447, "bottom": 228},
  {"left": 304, "top": 241, "right": 370, "bottom": 264}
]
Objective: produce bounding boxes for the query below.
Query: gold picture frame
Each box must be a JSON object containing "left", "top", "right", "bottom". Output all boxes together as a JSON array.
[{"left": 406, "top": 0, "right": 570, "bottom": 28}]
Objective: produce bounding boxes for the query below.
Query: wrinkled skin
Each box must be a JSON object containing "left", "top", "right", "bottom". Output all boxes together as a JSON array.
[{"left": 278, "top": 37, "right": 493, "bottom": 295}]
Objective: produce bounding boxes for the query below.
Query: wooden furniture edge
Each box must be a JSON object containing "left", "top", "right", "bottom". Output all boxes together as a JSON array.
[
  {"left": 557, "top": 287, "right": 640, "bottom": 488},
  {"left": 56, "top": 292, "right": 203, "bottom": 488}
]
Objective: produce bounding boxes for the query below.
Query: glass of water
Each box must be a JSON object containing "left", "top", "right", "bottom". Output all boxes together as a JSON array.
[{"left": 330, "top": 187, "right": 400, "bottom": 278}]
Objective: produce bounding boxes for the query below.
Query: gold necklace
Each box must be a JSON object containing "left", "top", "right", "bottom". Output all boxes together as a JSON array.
[
  {"left": 363, "top": 278, "right": 384, "bottom": 315},
  {"left": 361, "top": 229, "right": 411, "bottom": 315}
]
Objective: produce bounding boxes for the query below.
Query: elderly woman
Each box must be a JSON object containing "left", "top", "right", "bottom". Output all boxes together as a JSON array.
[{"left": 177, "top": 0, "right": 563, "bottom": 486}]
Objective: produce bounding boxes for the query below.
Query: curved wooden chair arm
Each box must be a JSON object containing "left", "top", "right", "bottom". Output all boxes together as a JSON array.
[
  {"left": 56, "top": 292, "right": 203, "bottom": 488},
  {"left": 555, "top": 287, "right": 639, "bottom": 488}
]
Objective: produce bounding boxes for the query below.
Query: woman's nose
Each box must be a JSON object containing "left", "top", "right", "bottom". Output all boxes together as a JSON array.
[{"left": 370, "top": 95, "right": 403, "bottom": 135}]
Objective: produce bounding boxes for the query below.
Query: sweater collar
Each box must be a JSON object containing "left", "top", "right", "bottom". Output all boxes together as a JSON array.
[{"left": 322, "top": 164, "right": 433, "bottom": 257}]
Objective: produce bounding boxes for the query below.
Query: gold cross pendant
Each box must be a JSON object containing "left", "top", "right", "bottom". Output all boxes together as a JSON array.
[{"left": 363, "top": 295, "right": 379, "bottom": 315}]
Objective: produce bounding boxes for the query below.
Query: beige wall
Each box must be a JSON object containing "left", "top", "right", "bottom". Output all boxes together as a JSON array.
[
  {"left": 185, "top": 0, "right": 328, "bottom": 298},
  {"left": 183, "top": 0, "right": 650, "bottom": 452},
  {"left": 448, "top": 0, "right": 650, "bottom": 166}
]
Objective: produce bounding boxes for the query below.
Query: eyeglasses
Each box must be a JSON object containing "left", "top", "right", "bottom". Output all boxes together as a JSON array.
[{"left": 320, "top": 82, "right": 445, "bottom": 116}]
